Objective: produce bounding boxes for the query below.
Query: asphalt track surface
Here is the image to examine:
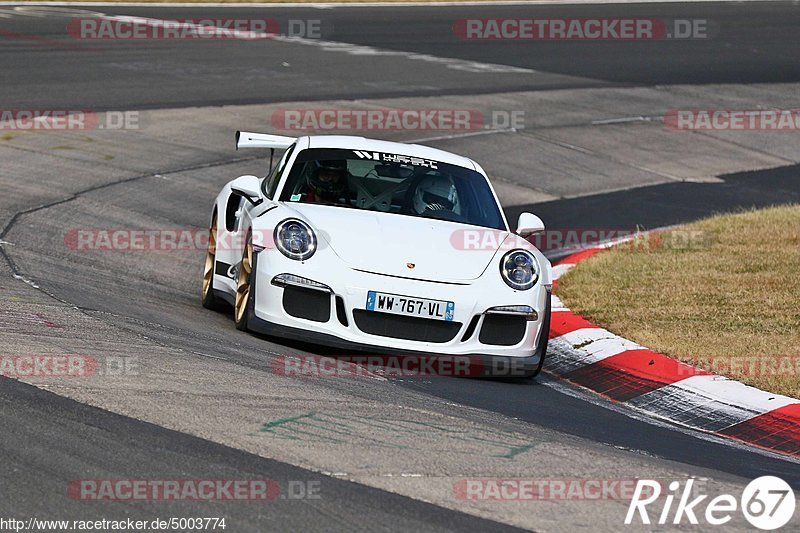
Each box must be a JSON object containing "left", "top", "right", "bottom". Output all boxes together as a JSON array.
[
  {"left": 2, "top": 2, "right": 800, "bottom": 531},
  {"left": 2, "top": 2, "right": 800, "bottom": 109}
]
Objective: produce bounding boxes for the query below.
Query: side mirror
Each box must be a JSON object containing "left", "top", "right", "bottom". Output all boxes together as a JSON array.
[
  {"left": 516, "top": 212, "right": 545, "bottom": 237},
  {"left": 230, "top": 175, "right": 262, "bottom": 205}
]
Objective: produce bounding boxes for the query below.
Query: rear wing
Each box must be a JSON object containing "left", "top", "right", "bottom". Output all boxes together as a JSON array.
[{"left": 235, "top": 131, "right": 295, "bottom": 150}]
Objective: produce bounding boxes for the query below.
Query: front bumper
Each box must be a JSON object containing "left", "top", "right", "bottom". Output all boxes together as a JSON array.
[{"left": 248, "top": 247, "right": 550, "bottom": 367}]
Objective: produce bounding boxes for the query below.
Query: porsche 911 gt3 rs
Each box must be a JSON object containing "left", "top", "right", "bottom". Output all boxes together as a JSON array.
[{"left": 202, "top": 132, "right": 552, "bottom": 377}]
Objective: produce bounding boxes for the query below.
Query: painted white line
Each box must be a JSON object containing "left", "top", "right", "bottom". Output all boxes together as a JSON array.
[
  {"left": 98, "top": 14, "right": 276, "bottom": 39},
  {"left": 12, "top": 273, "right": 40, "bottom": 289},
  {"left": 547, "top": 234, "right": 638, "bottom": 265},
  {"left": 548, "top": 327, "right": 643, "bottom": 375},
  {"left": 671, "top": 374, "right": 797, "bottom": 415},
  {"left": 549, "top": 293, "right": 566, "bottom": 311},
  {"left": 87, "top": 13, "right": 535, "bottom": 74},
  {"left": 191, "top": 351, "right": 227, "bottom": 361},
  {"left": 271, "top": 35, "right": 534, "bottom": 73},
  {"left": 0, "top": 5, "right": 102, "bottom": 16},
  {"left": 551, "top": 262, "right": 574, "bottom": 280},
  {"left": 407, "top": 127, "right": 516, "bottom": 144},
  {"left": 591, "top": 116, "right": 657, "bottom": 125},
  {"left": 628, "top": 374, "right": 799, "bottom": 432}
]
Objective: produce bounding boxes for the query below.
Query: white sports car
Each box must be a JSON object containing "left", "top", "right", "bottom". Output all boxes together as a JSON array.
[{"left": 202, "top": 132, "right": 552, "bottom": 377}]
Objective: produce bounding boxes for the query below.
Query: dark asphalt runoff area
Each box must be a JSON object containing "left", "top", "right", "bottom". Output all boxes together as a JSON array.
[{"left": 2, "top": 2, "right": 800, "bottom": 531}]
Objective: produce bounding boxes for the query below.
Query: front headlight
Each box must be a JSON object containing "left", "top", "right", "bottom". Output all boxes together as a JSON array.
[
  {"left": 274, "top": 219, "right": 317, "bottom": 261},
  {"left": 499, "top": 250, "right": 538, "bottom": 290}
]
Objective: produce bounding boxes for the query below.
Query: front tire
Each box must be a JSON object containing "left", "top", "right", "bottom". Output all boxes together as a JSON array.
[
  {"left": 524, "top": 295, "right": 551, "bottom": 379},
  {"left": 234, "top": 231, "right": 254, "bottom": 331}
]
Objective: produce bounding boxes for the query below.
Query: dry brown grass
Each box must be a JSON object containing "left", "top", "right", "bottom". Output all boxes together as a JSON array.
[{"left": 556, "top": 205, "right": 800, "bottom": 399}]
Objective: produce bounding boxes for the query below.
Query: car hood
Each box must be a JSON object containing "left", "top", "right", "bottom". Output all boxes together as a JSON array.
[{"left": 285, "top": 203, "right": 511, "bottom": 282}]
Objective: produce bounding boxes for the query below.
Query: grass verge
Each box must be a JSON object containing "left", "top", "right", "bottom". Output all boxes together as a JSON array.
[{"left": 556, "top": 205, "right": 800, "bottom": 399}]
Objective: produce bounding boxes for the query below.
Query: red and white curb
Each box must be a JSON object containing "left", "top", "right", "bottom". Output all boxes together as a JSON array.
[{"left": 547, "top": 245, "right": 800, "bottom": 459}]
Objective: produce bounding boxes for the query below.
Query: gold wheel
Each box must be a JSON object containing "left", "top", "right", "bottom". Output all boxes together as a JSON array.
[
  {"left": 234, "top": 234, "right": 253, "bottom": 329},
  {"left": 201, "top": 214, "right": 222, "bottom": 310},
  {"left": 202, "top": 216, "right": 217, "bottom": 298}
]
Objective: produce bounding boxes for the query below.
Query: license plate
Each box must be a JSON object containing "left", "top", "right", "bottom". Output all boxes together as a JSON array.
[{"left": 366, "top": 291, "right": 454, "bottom": 321}]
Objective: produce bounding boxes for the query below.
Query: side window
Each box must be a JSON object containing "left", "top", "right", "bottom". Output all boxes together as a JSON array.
[{"left": 264, "top": 143, "right": 295, "bottom": 199}]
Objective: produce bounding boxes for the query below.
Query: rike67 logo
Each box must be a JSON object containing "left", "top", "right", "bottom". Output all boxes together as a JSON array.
[{"left": 626, "top": 476, "right": 795, "bottom": 530}]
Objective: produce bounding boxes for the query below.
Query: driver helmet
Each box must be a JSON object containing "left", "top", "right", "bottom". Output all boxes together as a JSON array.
[
  {"left": 307, "top": 160, "right": 348, "bottom": 200},
  {"left": 413, "top": 174, "right": 460, "bottom": 215}
]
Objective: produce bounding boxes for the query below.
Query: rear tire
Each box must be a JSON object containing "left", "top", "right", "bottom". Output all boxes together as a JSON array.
[{"left": 201, "top": 213, "right": 223, "bottom": 310}]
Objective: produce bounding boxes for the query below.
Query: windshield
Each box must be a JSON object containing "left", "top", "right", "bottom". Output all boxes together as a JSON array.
[{"left": 278, "top": 148, "right": 506, "bottom": 230}]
